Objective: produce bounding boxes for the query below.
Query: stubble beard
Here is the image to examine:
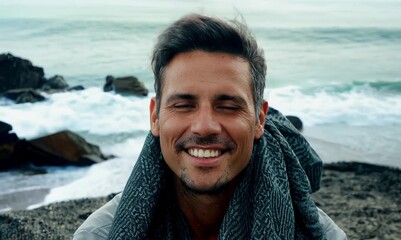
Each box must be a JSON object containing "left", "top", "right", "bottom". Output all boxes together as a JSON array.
[
  {"left": 179, "top": 168, "right": 230, "bottom": 196},
  {"left": 174, "top": 135, "right": 236, "bottom": 196}
]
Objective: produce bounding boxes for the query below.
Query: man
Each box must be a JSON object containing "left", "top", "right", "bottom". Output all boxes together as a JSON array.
[{"left": 74, "top": 14, "right": 346, "bottom": 239}]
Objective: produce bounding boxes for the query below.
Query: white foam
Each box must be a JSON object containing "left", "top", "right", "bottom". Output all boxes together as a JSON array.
[
  {"left": 27, "top": 137, "right": 144, "bottom": 207},
  {"left": 266, "top": 86, "right": 401, "bottom": 126},
  {"left": 40, "top": 156, "right": 136, "bottom": 205},
  {"left": 56, "top": 158, "right": 129, "bottom": 199},
  {"left": 0, "top": 88, "right": 152, "bottom": 139},
  {"left": 0, "top": 207, "right": 12, "bottom": 213},
  {"left": 101, "top": 136, "right": 147, "bottom": 158}
]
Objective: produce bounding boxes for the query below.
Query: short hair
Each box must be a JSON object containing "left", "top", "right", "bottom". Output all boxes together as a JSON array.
[{"left": 151, "top": 14, "right": 266, "bottom": 117}]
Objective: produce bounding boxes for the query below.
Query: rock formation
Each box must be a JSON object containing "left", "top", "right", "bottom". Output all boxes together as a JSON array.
[
  {"left": 0, "top": 53, "right": 46, "bottom": 93},
  {"left": 103, "top": 75, "right": 148, "bottom": 96},
  {"left": 0, "top": 53, "right": 84, "bottom": 103},
  {"left": 0, "top": 121, "right": 20, "bottom": 170},
  {"left": 0, "top": 121, "right": 111, "bottom": 171}
]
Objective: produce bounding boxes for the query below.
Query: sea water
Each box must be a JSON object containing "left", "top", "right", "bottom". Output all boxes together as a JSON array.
[{"left": 0, "top": 0, "right": 400, "bottom": 211}]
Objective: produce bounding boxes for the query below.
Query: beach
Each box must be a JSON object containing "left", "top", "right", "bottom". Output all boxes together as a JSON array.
[
  {"left": 1, "top": 0, "right": 401, "bottom": 239},
  {"left": 0, "top": 161, "right": 400, "bottom": 239},
  {"left": 1, "top": 0, "right": 401, "bottom": 203}
]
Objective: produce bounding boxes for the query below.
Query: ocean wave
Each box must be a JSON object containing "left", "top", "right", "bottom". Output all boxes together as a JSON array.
[
  {"left": 302, "top": 80, "right": 401, "bottom": 95},
  {"left": 267, "top": 82, "right": 401, "bottom": 126},
  {"left": 257, "top": 27, "right": 401, "bottom": 44}
]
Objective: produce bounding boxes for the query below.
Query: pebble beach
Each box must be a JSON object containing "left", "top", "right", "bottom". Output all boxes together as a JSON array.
[{"left": 0, "top": 161, "right": 400, "bottom": 239}]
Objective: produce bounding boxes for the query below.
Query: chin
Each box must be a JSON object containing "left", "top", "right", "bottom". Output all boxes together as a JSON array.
[{"left": 180, "top": 178, "right": 229, "bottom": 196}]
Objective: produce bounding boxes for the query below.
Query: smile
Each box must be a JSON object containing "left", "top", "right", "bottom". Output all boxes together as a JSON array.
[{"left": 188, "top": 148, "right": 221, "bottom": 158}]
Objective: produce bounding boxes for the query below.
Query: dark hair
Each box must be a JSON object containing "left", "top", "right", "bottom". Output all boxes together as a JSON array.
[{"left": 151, "top": 14, "right": 266, "bottom": 116}]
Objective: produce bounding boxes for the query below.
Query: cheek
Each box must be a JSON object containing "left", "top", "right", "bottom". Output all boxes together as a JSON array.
[
  {"left": 222, "top": 124, "right": 253, "bottom": 161},
  {"left": 229, "top": 117, "right": 258, "bottom": 139},
  {"left": 158, "top": 117, "right": 187, "bottom": 148},
  {"left": 228, "top": 118, "right": 258, "bottom": 153}
]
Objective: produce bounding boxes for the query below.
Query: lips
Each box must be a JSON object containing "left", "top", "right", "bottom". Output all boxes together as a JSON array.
[
  {"left": 188, "top": 148, "right": 222, "bottom": 158},
  {"left": 175, "top": 136, "right": 235, "bottom": 162}
]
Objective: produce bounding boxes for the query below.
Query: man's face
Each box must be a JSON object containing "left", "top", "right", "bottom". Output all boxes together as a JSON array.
[{"left": 150, "top": 50, "right": 267, "bottom": 194}]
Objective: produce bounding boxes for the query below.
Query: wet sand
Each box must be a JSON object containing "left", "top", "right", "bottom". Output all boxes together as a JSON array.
[{"left": 0, "top": 188, "right": 50, "bottom": 212}]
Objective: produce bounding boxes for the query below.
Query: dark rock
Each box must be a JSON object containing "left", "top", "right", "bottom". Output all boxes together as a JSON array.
[
  {"left": 0, "top": 121, "right": 21, "bottom": 170},
  {"left": 41, "top": 75, "right": 69, "bottom": 92},
  {"left": 2, "top": 88, "right": 46, "bottom": 104},
  {"left": 103, "top": 75, "right": 148, "bottom": 96},
  {"left": 67, "top": 85, "right": 85, "bottom": 91},
  {"left": 286, "top": 115, "right": 303, "bottom": 131},
  {"left": 0, "top": 121, "right": 19, "bottom": 150},
  {"left": 1, "top": 122, "right": 111, "bottom": 171},
  {"left": 324, "top": 161, "right": 400, "bottom": 174},
  {"left": 0, "top": 54, "right": 79, "bottom": 102},
  {"left": 0, "top": 121, "right": 12, "bottom": 135},
  {"left": 0, "top": 133, "right": 18, "bottom": 145},
  {"left": 0, "top": 53, "right": 46, "bottom": 93},
  {"left": 103, "top": 75, "right": 114, "bottom": 92},
  {"left": 0, "top": 143, "right": 19, "bottom": 169},
  {"left": 15, "top": 130, "right": 110, "bottom": 167}
]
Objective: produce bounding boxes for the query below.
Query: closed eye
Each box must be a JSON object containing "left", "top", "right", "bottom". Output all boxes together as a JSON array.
[
  {"left": 215, "top": 95, "right": 247, "bottom": 112},
  {"left": 174, "top": 103, "right": 195, "bottom": 109},
  {"left": 216, "top": 105, "right": 240, "bottom": 111}
]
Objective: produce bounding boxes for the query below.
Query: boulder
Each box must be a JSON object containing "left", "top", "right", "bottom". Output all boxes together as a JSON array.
[
  {"left": 0, "top": 53, "right": 46, "bottom": 93},
  {"left": 1, "top": 127, "right": 112, "bottom": 171},
  {"left": 0, "top": 53, "right": 85, "bottom": 104},
  {"left": 103, "top": 75, "right": 148, "bottom": 96},
  {"left": 67, "top": 85, "right": 85, "bottom": 91},
  {"left": 0, "top": 121, "right": 18, "bottom": 145},
  {"left": 2, "top": 88, "right": 46, "bottom": 104},
  {"left": 0, "top": 121, "right": 12, "bottom": 135},
  {"left": 41, "top": 75, "right": 69, "bottom": 92},
  {"left": 103, "top": 75, "right": 114, "bottom": 92},
  {"left": 286, "top": 115, "right": 303, "bottom": 131},
  {"left": 15, "top": 130, "right": 109, "bottom": 167},
  {"left": 0, "top": 143, "right": 20, "bottom": 170},
  {"left": 0, "top": 121, "right": 20, "bottom": 170}
]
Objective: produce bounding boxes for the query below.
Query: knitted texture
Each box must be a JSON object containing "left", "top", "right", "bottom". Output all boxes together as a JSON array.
[
  {"left": 266, "top": 107, "right": 323, "bottom": 193},
  {"left": 107, "top": 116, "right": 325, "bottom": 239}
]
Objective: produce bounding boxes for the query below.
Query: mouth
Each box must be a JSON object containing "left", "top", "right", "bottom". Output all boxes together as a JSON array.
[{"left": 187, "top": 148, "right": 222, "bottom": 158}]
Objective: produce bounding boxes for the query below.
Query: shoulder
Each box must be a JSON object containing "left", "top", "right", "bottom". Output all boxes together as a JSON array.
[
  {"left": 317, "top": 207, "right": 348, "bottom": 240},
  {"left": 73, "top": 193, "right": 122, "bottom": 240}
]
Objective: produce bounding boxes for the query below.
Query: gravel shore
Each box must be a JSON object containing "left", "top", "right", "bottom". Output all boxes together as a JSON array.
[{"left": 1, "top": 161, "right": 400, "bottom": 240}]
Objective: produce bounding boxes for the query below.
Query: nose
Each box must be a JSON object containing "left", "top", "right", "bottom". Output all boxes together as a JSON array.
[{"left": 191, "top": 105, "right": 221, "bottom": 137}]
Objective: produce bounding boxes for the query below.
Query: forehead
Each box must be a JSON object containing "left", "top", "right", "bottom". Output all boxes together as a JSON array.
[{"left": 161, "top": 51, "right": 252, "bottom": 96}]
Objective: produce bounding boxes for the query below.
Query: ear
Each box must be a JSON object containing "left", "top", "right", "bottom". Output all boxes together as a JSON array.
[
  {"left": 149, "top": 97, "right": 160, "bottom": 137},
  {"left": 254, "top": 100, "right": 268, "bottom": 139}
]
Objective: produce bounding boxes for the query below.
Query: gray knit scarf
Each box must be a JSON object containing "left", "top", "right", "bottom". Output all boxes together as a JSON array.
[{"left": 108, "top": 109, "right": 325, "bottom": 239}]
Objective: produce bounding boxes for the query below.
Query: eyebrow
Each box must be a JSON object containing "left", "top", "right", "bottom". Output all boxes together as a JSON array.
[
  {"left": 215, "top": 94, "right": 247, "bottom": 107},
  {"left": 165, "top": 93, "right": 248, "bottom": 106},
  {"left": 165, "top": 94, "right": 197, "bottom": 104}
]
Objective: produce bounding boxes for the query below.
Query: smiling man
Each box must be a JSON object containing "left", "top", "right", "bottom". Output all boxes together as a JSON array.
[
  {"left": 151, "top": 50, "right": 264, "bottom": 197},
  {"left": 74, "top": 14, "right": 346, "bottom": 240}
]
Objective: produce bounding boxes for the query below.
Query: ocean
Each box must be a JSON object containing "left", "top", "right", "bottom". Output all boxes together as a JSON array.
[{"left": 0, "top": 0, "right": 400, "bottom": 211}]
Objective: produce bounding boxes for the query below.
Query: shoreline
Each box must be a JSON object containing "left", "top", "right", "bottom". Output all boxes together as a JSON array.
[{"left": 1, "top": 161, "right": 400, "bottom": 239}]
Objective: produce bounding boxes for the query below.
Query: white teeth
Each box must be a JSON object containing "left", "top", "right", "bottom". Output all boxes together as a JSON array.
[{"left": 188, "top": 149, "right": 221, "bottom": 158}]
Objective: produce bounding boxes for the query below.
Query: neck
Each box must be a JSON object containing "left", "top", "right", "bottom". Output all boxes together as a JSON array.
[{"left": 174, "top": 177, "right": 240, "bottom": 240}]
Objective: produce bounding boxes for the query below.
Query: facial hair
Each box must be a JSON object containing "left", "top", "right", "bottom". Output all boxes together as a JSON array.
[
  {"left": 175, "top": 135, "right": 236, "bottom": 196},
  {"left": 179, "top": 168, "right": 230, "bottom": 196}
]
